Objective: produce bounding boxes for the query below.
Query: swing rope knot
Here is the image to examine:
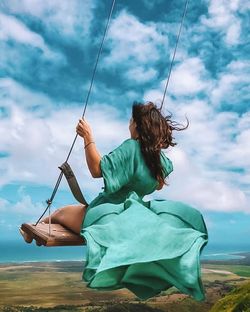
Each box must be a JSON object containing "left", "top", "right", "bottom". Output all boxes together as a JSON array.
[{"left": 46, "top": 199, "right": 52, "bottom": 206}]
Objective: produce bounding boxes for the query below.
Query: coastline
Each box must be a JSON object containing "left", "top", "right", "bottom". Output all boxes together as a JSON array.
[
  {"left": 1, "top": 251, "right": 250, "bottom": 267},
  {"left": 201, "top": 251, "right": 250, "bottom": 265}
]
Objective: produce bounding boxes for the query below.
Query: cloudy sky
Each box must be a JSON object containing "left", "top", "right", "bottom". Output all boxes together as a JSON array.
[{"left": 0, "top": 0, "right": 249, "bottom": 250}]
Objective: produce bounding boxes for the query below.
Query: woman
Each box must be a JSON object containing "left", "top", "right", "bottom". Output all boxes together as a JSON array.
[{"left": 20, "top": 101, "right": 208, "bottom": 301}]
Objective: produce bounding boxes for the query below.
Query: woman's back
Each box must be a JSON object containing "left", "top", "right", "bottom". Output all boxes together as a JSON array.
[{"left": 88, "top": 138, "right": 173, "bottom": 208}]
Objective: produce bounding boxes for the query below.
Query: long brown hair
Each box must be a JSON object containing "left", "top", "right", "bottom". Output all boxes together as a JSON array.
[{"left": 132, "top": 101, "right": 189, "bottom": 186}]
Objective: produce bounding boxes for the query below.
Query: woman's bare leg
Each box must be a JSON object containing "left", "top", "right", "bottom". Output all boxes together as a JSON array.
[
  {"left": 20, "top": 204, "right": 88, "bottom": 244},
  {"left": 40, "top": 204, "right": 88, "bottom": 234}
]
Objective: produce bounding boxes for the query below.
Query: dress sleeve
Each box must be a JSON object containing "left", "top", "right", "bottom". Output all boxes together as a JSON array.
[
  {"left": 160, "top": 152, "right": 173, "bottom": 178},
  {"left": 100, "top": 139, "right": 136, "bottom": 194}
]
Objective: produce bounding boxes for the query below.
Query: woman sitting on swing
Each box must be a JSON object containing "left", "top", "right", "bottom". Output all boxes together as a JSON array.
[{"left": 20, "top": 101, "right": 209, "bottom": 302}]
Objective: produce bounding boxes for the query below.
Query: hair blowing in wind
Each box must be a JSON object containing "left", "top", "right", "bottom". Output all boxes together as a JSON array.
[{"left": 132, "top": 101, "right": 189, "bottom": 186}]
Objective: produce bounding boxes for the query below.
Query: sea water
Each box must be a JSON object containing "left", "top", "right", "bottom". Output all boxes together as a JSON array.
[
  {"left": 0, "top": 240, "right": 86, "bottom": 263},
  {"left": 200, "top": 244, "right": 249, "bottom": 261},
  {"left": 0, "top": 240, "right": 249, "bottom": 264}
]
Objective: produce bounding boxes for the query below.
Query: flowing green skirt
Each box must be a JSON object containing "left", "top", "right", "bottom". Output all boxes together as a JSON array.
[{"left": 80, "top": 191, "right": 208, "bottom": 301}]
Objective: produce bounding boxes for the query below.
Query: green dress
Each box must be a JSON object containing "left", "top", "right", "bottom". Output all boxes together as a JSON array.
[{"left": 80, "top": 138, "right": 208, "bottom": 301}]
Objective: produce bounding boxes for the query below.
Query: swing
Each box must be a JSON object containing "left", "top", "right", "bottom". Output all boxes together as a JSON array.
[
  {"left": 20, "top": 223, "right": 85, "bottom": 246},
  {"left": 19, "top": 0, "right": 189, "bottom": 247},
  {"left": 20, "top": 162, "right": 88, "bottom": 246}
]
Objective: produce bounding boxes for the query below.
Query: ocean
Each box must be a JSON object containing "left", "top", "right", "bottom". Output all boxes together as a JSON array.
[
  {"left": 0, "top": 240, "right": 86, "bottom": 263},
  {"left": 1, "top": 240, "right": 249, "bottom": 264}
]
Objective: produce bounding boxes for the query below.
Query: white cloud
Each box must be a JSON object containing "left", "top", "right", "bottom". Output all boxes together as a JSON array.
[
  {"left": 1, "top": 0, "right": 95, "bottom": 42},
  {"left": 127, "top": 66, "right": 158, "bottom": 83},
  {"left": 12, "top": 194, "right": 44, "bottom": 217},
  {"left": 143, "top": 92, "right": 250, "bottom": 214},
  {"left": 211, "top": 60, "right": 250, "bottom": 108},
  {"left": 0, "top": 78, "right": 250, "bottom": 215},
  {"left": 143, "top": 55, "right": 211, "bottom": 100},
  {"left": 172, "top": 99, "right": 250, "bottom": 172},
  {"left": 156, "top": 146, "right": 249, "bottom": 214},
  {"left": 166, "top": 57, "right": 210, "bottom": 96},
  {"left": 200, "top": 0, "right": 244, "bottom": 45},
  {"left": 0, "top": 78, "right": 55, "bottom": 113},
  {"left": 0, "top": 13, "right": 65, "bottom": 63},
  {"left": 0, "top": 79, "right": 130, "bottom": 198},
  {"left": 102, "top": 10, "right": 169, "bottom": 84},
  {"left": 106, "top": 10, "right": 168, "bottom": 63},
  {"left": 0, "top": 193, "right": 45, "bottom": 219},
  {"left": 225, "top": 22, "right": 241, "bottom": 45},
  {"left": 143, "top": 88, "right": 164, "bottom": 105},
  {"left": 0, "top": 12, "right": 43, "bottom": 45}
]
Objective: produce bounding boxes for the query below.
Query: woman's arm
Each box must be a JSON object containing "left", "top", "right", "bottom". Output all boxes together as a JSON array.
[
  {"left": 76, "top": 118, "right": 102, "bottom": 178},
  {"left": 84, "top": 135, "right": 102, "bottom": 178}
]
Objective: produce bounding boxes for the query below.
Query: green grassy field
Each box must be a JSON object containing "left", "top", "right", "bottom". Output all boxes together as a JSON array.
[
  {"left": 203, "top": 264, "right": 250, "bottom": 277},
  {"left": 0, "top": 261, "right": 250, "bottom": 311}
]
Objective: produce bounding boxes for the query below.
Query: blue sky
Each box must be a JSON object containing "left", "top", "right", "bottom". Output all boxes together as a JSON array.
[{"left": 0, "top": 0, "right": 249, "bottom": 251}]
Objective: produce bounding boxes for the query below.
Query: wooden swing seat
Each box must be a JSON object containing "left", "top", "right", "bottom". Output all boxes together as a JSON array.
[{"left": 20, "top": 223, "right": 86, "bottom": 247}]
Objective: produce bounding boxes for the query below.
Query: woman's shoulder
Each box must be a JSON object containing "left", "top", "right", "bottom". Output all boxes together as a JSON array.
[
  {"left": 122, "top": 138, "right": 139, "bottom": 145},
  {"left": 106, "top": 138, "right": 139, "bottom": 158},
  {"left": 118, "top": 138, "right": 140, "bottom": 150}
]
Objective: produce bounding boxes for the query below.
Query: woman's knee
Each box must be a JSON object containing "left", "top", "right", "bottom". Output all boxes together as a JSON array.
[
  {"left": 52, "top": 207, "right": 66, "bottom": 222},
  {"left": 54, "top": 204, "right": 85, "bottom": 221}
]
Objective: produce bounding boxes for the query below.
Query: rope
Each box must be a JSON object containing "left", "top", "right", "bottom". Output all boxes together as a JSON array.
[
  {"left": 160, "top": 0, "right": 190, "bottom": 110},
  {"left": 35, "top": 0, "right": 116, "bottom": 226},
  {"left": 35, "top": 0, "right": 188, "bottom": 227}
]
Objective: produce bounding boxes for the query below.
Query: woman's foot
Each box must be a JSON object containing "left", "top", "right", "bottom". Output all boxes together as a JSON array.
[{"left": 19, "top": 228, "right": 33, "bottom": 244}]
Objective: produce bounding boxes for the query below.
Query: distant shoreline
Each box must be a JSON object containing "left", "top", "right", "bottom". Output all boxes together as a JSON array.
[
  {"left": 0, "top": 260, "right": 85, "bottom": 267},
  {"left": 1, "top": 251, "right": 250, "bottom": 267},
  {"left": 201, "top": 251, "right": 250, "bottom": 265}
]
